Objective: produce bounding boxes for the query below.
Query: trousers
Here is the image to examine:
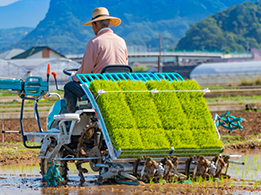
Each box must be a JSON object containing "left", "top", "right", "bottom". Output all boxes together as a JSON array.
[{"left": 64, "top": 81, "right": 85, "bottom": 113}]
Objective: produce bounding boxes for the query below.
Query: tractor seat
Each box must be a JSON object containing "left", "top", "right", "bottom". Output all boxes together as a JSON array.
[{"left": 100, "top": 65, "right": 132, "bottom": 73}]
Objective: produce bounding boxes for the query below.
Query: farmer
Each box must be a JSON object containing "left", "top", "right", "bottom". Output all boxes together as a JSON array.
[{"left": 64, "top": 7, "right": 128, "bottom": 113}]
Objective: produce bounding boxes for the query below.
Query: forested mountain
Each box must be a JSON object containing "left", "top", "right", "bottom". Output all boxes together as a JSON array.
[
  {"left": 176, "top": 1, "right": 261, "bottom": 51},
  {"left": 1, "top": 0, "right": 258, "bottom": 54},
  {"left": 0, "top": 27, "right": 33, "bottom": 51}
]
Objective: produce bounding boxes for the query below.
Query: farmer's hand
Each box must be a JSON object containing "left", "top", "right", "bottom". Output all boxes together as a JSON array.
[{"left": 69, "top": 73, "right": 75, "bottom": 82}]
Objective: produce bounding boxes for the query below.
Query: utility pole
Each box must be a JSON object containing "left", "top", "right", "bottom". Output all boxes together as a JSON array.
[
  {"left": 245, "top": 41, "right": 250, "bottom": 53},
  {"left": 158, "top": 34, "right": 162, "bottom": 72}
]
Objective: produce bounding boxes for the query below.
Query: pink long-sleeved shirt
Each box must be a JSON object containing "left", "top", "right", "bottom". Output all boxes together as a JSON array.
[{"left": 73, "top": 28, "right": 128, "bottom": 81}]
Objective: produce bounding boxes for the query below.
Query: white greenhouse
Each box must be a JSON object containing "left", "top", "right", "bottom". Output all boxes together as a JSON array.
[
  {"left": 190, "top": 61, "right": 261, "bottom": 85},
  {"left": 0, "top": 59, "right": 28, "bottom": 79},
  {"left": 1, "top": 58, "right": 80, "bottom": 88}
]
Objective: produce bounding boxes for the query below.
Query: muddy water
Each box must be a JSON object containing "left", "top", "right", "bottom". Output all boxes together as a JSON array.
[
  {"left": 228, "top": 151, "right": 261, "bottom": 181},
  {"left": 0, "top": 154, "right": 261, "bottom": 195}
]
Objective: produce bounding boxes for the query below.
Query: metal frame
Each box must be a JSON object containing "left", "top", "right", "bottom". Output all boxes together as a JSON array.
[
  {"left": 77, "top": 72, "right": 185, "bottom": 86},
  {"left": 81, "top": 83, "right": 118, "bottom": 160}
]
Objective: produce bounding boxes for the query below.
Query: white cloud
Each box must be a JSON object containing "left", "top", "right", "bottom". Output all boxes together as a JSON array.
[{"left": 0, "top": 0, "right": 21, "bottom": 7}]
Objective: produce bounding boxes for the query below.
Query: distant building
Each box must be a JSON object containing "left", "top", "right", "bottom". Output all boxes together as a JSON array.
[
  {"left": 0, "top": 49, "right": 25, "bottom": 60},
  {"left": 11, "top": 46, "right": 65, "bottom": 59}
]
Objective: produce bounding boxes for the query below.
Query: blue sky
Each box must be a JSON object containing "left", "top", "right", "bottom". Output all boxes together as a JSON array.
[
  {"left": 0, "top": 0, "right": 21, "bottom": 6},
  {"left": 0, "top": 0, "right": 50, "bottom": 28}
]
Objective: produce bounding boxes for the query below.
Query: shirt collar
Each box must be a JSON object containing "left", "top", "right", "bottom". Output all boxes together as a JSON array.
[{"left": 97, "top": 27, "right": 111, "bottom": 35}]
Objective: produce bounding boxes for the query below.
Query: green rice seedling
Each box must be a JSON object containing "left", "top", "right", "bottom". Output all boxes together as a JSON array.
[
  {"left": 149, "top": 177, "right": 154, "bottom": 184},
  {"left": 89, "top": 80, "right": 143, "bottom": 150},
  {"left": 90, "top": 81, "right": 136, "bottom": 129},
  {"left": 245, "top": 170, "right": 249, "bottom": 176},
  {"left": 189, "top": 177, "right": 194, "bottom": 187},
  {"left": 228, "top": 180, "right": 234, "bottom": 187},
  {"left": 243, "top": 180, "right": 247, "bottom": 188},
  {"left": 215, "top": 181, "right": 218, "bottom": 188},
  {"left": 140, "top": 129, "right": 170, "bottom": 149},
  {"left": 89, "top": 79, "right": 223, "bottom": 153},
  {"left": 166, "top": 129, "right": 197, "bottom": 149},
  {"left": 253, "top": 155, "right": 258, "bottom": 165},
  {"left": 203, "top": 179, "right": 206, "bottom": 187},
  {"left": 71, "top": 165, "right": 77, "bottom": 174},
  {"left": 192, "top": 129, "right": 222, "bottom": 149},
  {"left": 29, "top": 164, "right": 34, "bottom": 173},
  {"left": 243, "top": 156, "right": 248, "bottom": 164},
  {"left": 246, "top": 164, "right": 250, "bottom": 175},
  {"left": 252, "top": 182, "right": 256, "bottom": 189},
  {"left": 110, "top": 128, "right": 143, "bottom": 150},
  {"left": 68, "top": 163, "right": 76, "bottom": 174},
  {"left": 146, "top": 81, "right": 189, "bottom": 131},
  {"left": 35, "top": 163, "right": 40, "bottom": 172},
  {"left": 159, "top": 177, "right": 165, "bottom": 185},
  {"left": 146, "top": 80, "right": 197, "bottom": 149},
  {"left": 11, "top": 164, "right": 16, "bottom": 173},
  {"left": 83, "top": 163, "right": 90, "bottom": 172},
  {"left": 118, "top": 81, "right": 162, "bottom": 129},
  {"left": 172, "top": 80, "right": 222, "bottom": 149},
  {"left": 19, "top": 164, "right": 25, "bottom": 173},
  {"left": 172, "top": 80, "right": 215, "bottom": 132},
  {"left": 209, "top": 176, "right": 213, "bottom": 186},
  {"left": 235, "top": 166, "right": 240, "bottom": 175},
  {"left": 197, "top": 176, "right": 203, "bottom": 183},
  {"left": 171, "top": 177, "right": 175, "bottom": 184},
  {"left": 242, "top": 170, "right": 245, "bottom": 179},
  {"left": 220, "top": 176, "right": 224, "bottom": 186}
]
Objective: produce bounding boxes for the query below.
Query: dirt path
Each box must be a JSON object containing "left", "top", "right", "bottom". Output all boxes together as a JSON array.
[{"left": 0, "top": 118, "right": 47, "bottom": 143}]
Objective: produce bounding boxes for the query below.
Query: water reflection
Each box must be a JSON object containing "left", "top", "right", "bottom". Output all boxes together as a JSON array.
[{"left": 0, "top": 153, "right": 261, "bottom": 194}]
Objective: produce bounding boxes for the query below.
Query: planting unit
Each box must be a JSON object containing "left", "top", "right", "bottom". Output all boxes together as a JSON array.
[{"left": 0, "top": 66, "right": 243, "bottom": 186}]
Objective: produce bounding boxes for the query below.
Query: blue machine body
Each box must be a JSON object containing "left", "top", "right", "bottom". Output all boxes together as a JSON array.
[{"left": 47, "top": 99, "right": 68, "bottom": 130}]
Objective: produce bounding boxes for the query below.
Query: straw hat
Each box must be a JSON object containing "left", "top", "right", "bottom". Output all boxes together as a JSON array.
[{"left": 83, "top": 7, "right": 121, "bottom": 26}]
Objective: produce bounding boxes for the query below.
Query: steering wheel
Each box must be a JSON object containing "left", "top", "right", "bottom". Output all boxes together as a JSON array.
[{"left": 63, "top": 68, "right": 79, "bottom": 76}]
